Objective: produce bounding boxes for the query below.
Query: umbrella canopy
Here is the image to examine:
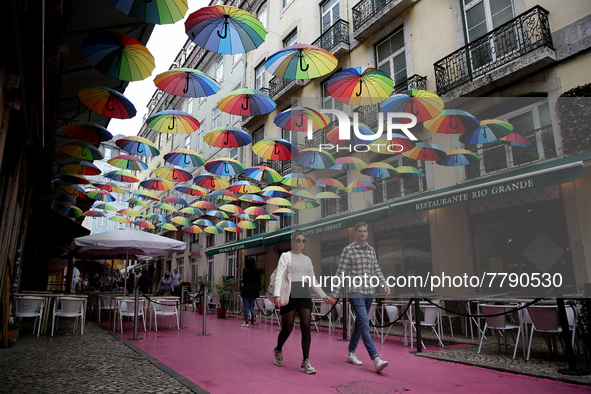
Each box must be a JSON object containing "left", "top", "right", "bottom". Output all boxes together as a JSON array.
[
  {"left": 368, "top": 135, "right": 416, "bottom": 154},
  {"left": 331, "top": 156, "right": 368, "bottom": 171},
  {"left": 191, "top": 201, "right": 216, "bottom": 210},
  {"left": 175, "top": 184, "right": 208, "bottom": 197},
  {"left": 424, "top": 110, "right": 479, "bottom": 135},
  {"left": 109, "top": 0, "right": 187, "bottom": 24},
  {"left": 437, "top": 149, "right": 480, "bottom": 166},
  {"left": 182, "top": 225, "right": 203, "bottom": 233},
  {"left": 294, "top": 148, "right": 335, "bottom": 169},
  {"left": 219, "top": 204, "right": 245, "bottom": 214},
  {"left": 118, "top": 208, "right": 142, "bottom": 217},
  {"left": 162, "top": 196, "right": 189, "bottom": 206},
  {"left": 55, "top": 172, "right": 90, "bottom": 185},
  {"left": 460, "top": 119, "right": 513, "bottom": 145},
  {"left": 293, "top": 199, "right": 320, "bottom": 209},
  {"left": 179, "top": 207, "right": 203, "bottom": 215},
  {"left": 82, "top": 32, "right": 155, "bottom": 81},
  {"left": 164, "top": 148, "right": 206, "bottom": 167},
  {"left": 57, "top": 204, "right": 84, "bottom": 218},
  {"left": 265, "top": 44, "right": 337, "bottom": 80},
  {"left": 244, "top": 206, "right": 268, "bottom": 216},
  {"left": 116, "top": 136, "right": 160, "bottom": 157},
  {"left": 132, "top": 189, "right": 160, "bottom": 201},
  {"left": 497, "top": 132, "right": 533, "bottom": 147},
  {"left": 380, "top": 90, "right": 444, "bottom": 123},
  {"left": 94, "top": 202, "right": 118, "bottom": 211},
  {"left": 154, "top": 67, "right": 220, "bottom": 97},
  {"left": 158, "top": 223, "right": 178, "bottom": 231},
  {"left": 52, "top": 193, "right": 76, "bottom": 204},
  {"left": 360, "top": 162, "right": 399, "bottom": 178},
  {"left": 154, "top": 166, "right": 192, "bottom": 182},
  {"left": 204, "top": 126, "right": 252, "bottom": 148},
  {"left": 239, "top": 194, "right": 266, "bottom": 204},
  {"left": 92, "top": 180, "right": 125, "bottom": 193},
  {"left": 140, "top": 177, "right": 174, "bottom": 191},
  {"left": 290, "top": 189, "right": 317, "bottom": 200},
  {"left": 171, "top": 216, "right": 192, "bottom": 226},
  {"left": 315, "top": 192, "right": 341, "bottom": 199},
  {"left": 255, "top": 214, "right": 276, "bottom": 221},
  {"left": 217, "top": 88, "right": 276, "bottom": 116},
  {"left": 260, "top": 185, "right": 290, "bottom": 198},
  {"left": 253, "top": 138, "right": 299, "bottom": 161},
  {"left": 208, "top": 190, "right": 238, "bottom": 201},
  {"left": 244, "top": 166, "right": 282, "bottom": 183},
  {"left": 327, "top": 67, "right": 393, "bottom": 106},
  {"left": 273, "top": 107, "right": 330, "bottom": 132},
  {"left": 104, "top": 169, "right": 140, "bottom": 183},
  {"left": 62, "top": 122, "right": 113, "bottom": 142},
  {"left": 281, "top": 173, "right": 315, "bottom": 187},
  {"left": 345, "top": 180, "right": 376, "bottom": 192},
  {"left": 403, "top": 142, "right": 447, "bottom": 162},
  {"left": 204, "top": 157, "right": 246, "bottom": 176},
  {"left": 266, "top": 197, "right": 291, "bottom": 206},
  {"left": 193, "top": 174, "right": 230, "bottom": 190},
  {"left": 327, "top": 123, "right": 377, "bottom": 146},
  {"left": 58, "top": 183, "right": 87, "bottom": 198},
  {"left": 205, "top": 209, "right": 230, "bottom": 219},
  {"left": 217, "top": 220, "right": 238, "bottom": 229},
  {"left": 228, "top": 180, "right": 261, "bottom": 194},
  {"left": 133, "top": 220, "right": 155, "bottom": 229},
  {"left": 123, "top": 197, "right": 146, "bottom": 207},
  {"left": 233, "top": 213, "right": 251, "bottom": 220},
  {"left": 185, "top": 5, "right": 266, "bottom": 54},
  {"left": 273, "top": 208, "right": 295, "bottom": 217},
  {"left": 148, "top": 110, "right": 200, "bottom": 134},
  {"left": 146, "top": 213, "right": 168, "bottom": 222},
  {"left": 78, "top": 87, "right": 136, "bottom": 119},
  {"left": 204, "top": 226, "right": 224, "bottom": 234},
  {"left": 315, "top": 177, "right": 345, "bottom": 190},
  {"left": 109, "top": 216, "right": 132, "bottom": 225},
  {"left": 63, "top": 161, "right": 101, "bottom": 176},
  {"left": 237, "top": 220, "right": 256, "bottom": 229},
  {"left": 87, "top": 190, "right": 116, "bottom": 202},
  {"left": 396, "top": 166, "right": 425, "bottom": 178},
  {"left": 194, "top": 219, "right": 214, "bottom": 227},
  {"left": 108, "top": 154, "right": 148, "bottom": 171},
  {"left": 155, "top": 202, "right": 178, "bottom": 212},
  {"left": 60, "top": 141, "right": 104, "bottom": 160}
]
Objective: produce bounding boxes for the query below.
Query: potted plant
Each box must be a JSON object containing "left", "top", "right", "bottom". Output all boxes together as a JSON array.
[
  {"left": 196, "top": 276, "right": 211, "bottom": 315},
  {"left": 213, "top": 276, "right": 235, "bottom": 319}
]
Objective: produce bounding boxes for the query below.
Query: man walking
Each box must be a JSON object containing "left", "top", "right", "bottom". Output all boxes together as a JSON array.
[
  {"left": 171, "top": 268, "right": 181, "bottom": 295},
  {"left": 330, "top": 222, "right": 390, "bottom": 372}
]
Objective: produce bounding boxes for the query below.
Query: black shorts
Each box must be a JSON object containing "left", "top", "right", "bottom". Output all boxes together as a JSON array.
[{"left": 280, "top": 281, "right": 313, "bottom": 314}]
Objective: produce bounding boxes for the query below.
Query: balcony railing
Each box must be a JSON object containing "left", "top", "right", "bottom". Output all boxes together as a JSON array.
[
  {"left": 393, "top": 74, "right": 427, "bottom": 93},
  {"left": 269, "top": 76, "right": 295, "bottom": 99},
  {"left": 434, "top": 6, "right": 553, "bottom": 95},
  {"left": 311, "top": 19, "right": 350, "bottom": 52},
  {"left": 352, "top": 0, "right": 399, "bottom": 31},
  {"left": 305, "top": 120, "right": 337, "bottom": 148}
]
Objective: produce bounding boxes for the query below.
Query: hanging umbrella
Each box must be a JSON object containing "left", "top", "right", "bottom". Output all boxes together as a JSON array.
[
  {"left": 146, "top": 213, "right": 168, "bottom": 223},
  {"left": 133, "top": 220, "right": 155, "bottom": 230},
  {"left": 182, "top": 225, "right": 203, "bottom": 234},
  {"left": 256, "top": 214, "right": 277, "bottom": 221},
  {"left": 92, "top": 180, "right": 125, "bottom": 193},
  {"left": 60, "top": 141, "right": 104, "bottom": 160},
  {"left": 63, "top": 161, "right": 101, "bottom": 176},
  {"left": 273, "top": 107, "right": 330, "bottom": 132},
  {"left": 380, "top": 90, "right": 444, "bottom": 123},
  {"left": 403, "top": 142, "right": 447, "bottom": 162},
  {"left": 244, "top": 166, "right": 282, "bottom": 183},
  {"left": 58, "top": 183, "right": 87, "bottom": 198},
  {"left": 132, "top": 189, "right": 160, "bottom": 201},
  {"left": 108, "top": 154, "right": 148, "bottom": 171},
  {"left": 437, "top": 149, "right": 480, "bottom": 166},
  {"left": 78, "top": 87, "right": 136, "bottom": 119},
  {"left": 110, "top": 216, "right": 132, "bottom": 225},
  {"left": 273, "top": 208, "right": 295, "bottom": 217},
  {"left": 460, "top": 119, "right": 513, "bottom": 145},
  {"left": 154, "top": 67, "right": 220, "bottom": 97},
  {"left": 228, "top": 180, "right": 260, "bottom": 194},
  {"left": 194, "top": 218, "right": 214, "bottom": 227},
  {"left": 109, "top": 0, "right": 188, "bottom": 25},
  {"left": 260, "top": 185, "right": 290, "bottom": 198},
  {"left": 164, "top": 148, "right": 206, "bottom": 167},
  {"left": 95, "top": 202, "right": 118, "bottom": 211},
  {"left": 217, "top": 88, "right": 276, "bottom": 116},
  {"left": 116, "top": 136, "right": 160, "bottom": 157},
  {"left": 315, "top": 192, "right": 341, "bottom": 199},
  {"left": 424, "top": 110, "right": 479, "bottom": 135},
  {"left": 185, "top": 5, "right": 266, "bottom": 54},
  {"left": 208, "top": 190, "right": 238, "bottom": 201},
  {"left": 293, "top": 199, "right": 320, "bottom": 209},
  {"left": 57, "top": 205, "right": 84, "bottom": 218},
  {"left": 205, "top": 210, "right": 230, "bottom": 219},
  {"left": 360, "top": 162, "right": 399, "bottom": 178},
  {"left": 180, "top": 207, "right": 203, "bottom": 215},
  {"left": 497, "top": 132, "right": 533, "bottom": 147},
  {"left": 62, "top": 122, "right": 113, "bottom": 142},
  {"left": 154, "top": 166, "right": 192, "bottom": 182},
  {"left": 238, "top": 220, "right": 256, "bottom": 229},
  {"left": 162, "top": 196, "right": 189, "bottom": 206},
  {"left": 55, "top": 172, "right": 90, "bottom": 185},
  {"left": 294, "top": 148, "right": 335, "bottom": 169},
  {"left": 345, "top": 180, "right": 376, "bottom": 192},
  {"left": 82, "top": 32, "right": 155, "bottom": 81},
  {"left": 219, "top": 204, "right": 245, "bottom": 214},
  {"left": 104, "top": 169, "right": 140, "bottom": 183},
  {"left": 218, "top": 220, "right": 238, "bottom": 229},
  {"left": 171, "top": 216, "right": 192, "bottom": 226},
  {"left": 204, "top": 226, "right": 224, "bottom": 234},
  {"left": 155, "top": 203, "right": 178, "bottom": 212},
  {"left": 123, "top": 197, "right": 146, "bottom": 207},
  {"left": 233, "top": 213, "right": 251, "bottom": 220},
  {"left": 87, "top": 190, "right": 116, "bottom": 202},
  {"left": 266, "top": 197, "right": 291, "bottom": 206},
  {"left": 265, "top": 44, "right": 337, "bottom": 80},
  {"left": 118, "top": 208, "right": 142, "bottom": 217},
  {"left": 368, "top": 135, "right": 416, "bottom": 154},
  {"left": 204, "top": 157, "right": 246, "bottom": 176},
  {"left": 315, "top": 177, "right": 345, "bottom": 190},
  {"left": 244, "top": 206, "right": 268, "bottom": 216},
  {"left": 327, "top": 67, "right": 393, "bottom": 106},
  {"left": 204, "top": 126, "right": 252, "bottom": 148},
  {"left": 191, "top": 201, "right": 216, "bottom": 210},
  {"left": 148, "top": 110, "right": 201, "bottom": 134},
  {"left": 396, "top": 166, "right": 424, "bottom": 178},
  {"left": 327, "top": 123, "right": 377, "bottom": 146},
  {"left": 82, "top": 210, "right": 105, "bottom": 218},
  {"left": 331, "top": 157, "right": 368, "bottom": 171},
  {"left": 140, "top": 177, "right": 174, "bottom": 191},
  {"left": 253, "top": 138, "right": 299, "bottom": 161},
  {"left": 290, "top": 189, "right": 317, "bottom": 200},
  {"left": 193, "top": 174, "right": 230, "bottom": 190},
  {"left": 281, "top": 173, "right": 315, "bottom": 187},
  {"left": 158, "top": 223, "right": 178, "bottom": 231},
  {"left": 239, "top": 194, "right": 266, "bottom": 204},
  {"left": 175, "top": 184, "right": 208, "bottom": 197},
  {"left": 52, "top": 193, "right": 76, "bottom": 204}
]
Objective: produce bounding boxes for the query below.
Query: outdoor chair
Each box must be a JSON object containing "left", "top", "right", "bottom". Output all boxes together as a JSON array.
[
  {"left": 51, "top": 297, "right": 85, "bottom": 336},
  {"left": 98, "top": 296, "right": 115, "bottom": 323},
  {"left": 478, "top": 304, "right": 522, "bottom": 359},
  {"left": 262, "top": 298, "right": 281, "bottom": 326},
  {"left": 526, "top": 305, "right": 576, "bottom": 361},
  {"left": 311, "top": 301, "right": 333, "bottom": 334},
  {"left": 434, "top": 300, "right": 461, "bottom": 338},
  {"left": 381, "top": 305, "right": 400, "bottom": 344},
  {"left": 152, "top": 300, "right": 179, "bottom": 331},
  {"left": 14, "top": 296, "right": 45, "bottom": 337},
  {"left": 118, "top": 299, "right": 146, "bottom": 333}
]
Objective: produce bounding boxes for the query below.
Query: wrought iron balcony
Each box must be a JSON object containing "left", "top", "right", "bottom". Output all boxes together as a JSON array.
[
  {"left": 305, "top": 121, "right": 337, "bottom": 149},
  {"left": 393, "top": 74, "right": 427, "bottom": 93},
  {"left": 268, "top": 76, "right": 304, "bottom": 101},
  {"left": 352, "top": 0, "right": 415, "bottom": 39},
  {"left": 311, "top": 19, "right": 350, "bottom": 59},
  {"left": 434, "top": 6, "right": 553, "bottom": 96}
]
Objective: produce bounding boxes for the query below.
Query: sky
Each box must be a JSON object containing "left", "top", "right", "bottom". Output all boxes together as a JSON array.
[{"left": 108, "top": 0, "right": 209, "bottom": 137}]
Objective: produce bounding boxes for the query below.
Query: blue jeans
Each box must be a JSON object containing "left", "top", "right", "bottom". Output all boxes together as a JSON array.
[
  {"left": 242, "top": 297, "right": 256, "bottom": 322},
  {"left": 348, "top": 296, "right": 378, "bottom": 359}
]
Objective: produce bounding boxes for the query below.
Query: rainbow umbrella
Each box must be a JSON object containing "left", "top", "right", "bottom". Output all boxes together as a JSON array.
[
  {"left": 171, "top": 216, "right": 192, "bottom": 226},
  {"left": 158, "top": 223, "right": 178, "bottom": 231},
  {"left": 396, "top": 166, "right": 424, "bottom": 178},
  {"left": 460, "top": 119, "right": 513, "bottom": 145},
  {"left": 164, "top": 148, "right": 206, "bottom": 167},
  {"left": 424, "top": 110, "right": 479, "bottom": 135},
  {"left": 238, "top": 220, "right": 256, "bottom": 229},
  {"left": 79, "top": 87, "right": 136, "bottom": 119},
  {"left": 228, "top": 181, "right": 260, "bottom": 194},
  {"left": 331, "top": 157, "right": 368, "bottom": 171},
  {"left": 104, "top": 170, "right": 140, "bottom": 183},
  {"left": 57, "top": 205, "right": 84, "bottom": 218},
  {"left": 82, "top": 210, "right": 105, "bottom": 218},
  {"left": 273, "top": 208, "right": 295, "bottom": 217},
  {"left": 148, "top": 110, "right": 201, "bottom": 134},
  {"left": 108, "top": 154, "right": 148, "bottom": 171},
  {"left": 58, "top": 183, "right": 87, "bottom": 198},
  {"left": 208, "top": 190, "right": 238, "bottom": 201},
  {"left": 265, "top": 44, "right": 337, "bottom": 80},
  {"left": 293, "top": 199, "right": 320, "bottom": 209},
  {"left": 118, "top": 208, "right": 142, "bottom": 217},
  {"left": 273, "top": 107, "right": 330, "bottom": 132},
  {"left": 239, "top": 194, "right": 266, "bottom": 204},
  {"left": 327, "top": 67, "right": 393, "bottom": 106},
  {"left": 116, "top": 136, "right": 160, "bottom": 157},
  {"left": 87, "top": 190, "right": 115, "bottom": 202},
  {"left": 132, "top": 190, "right": 160, "bottom": 201},
  {"left": 290, "top": 189, "right": 316, "bottom": 200},
  {"left": 55, "top": 173, "right": 90, "bottom": 185},
  {"left": 95, "top": 202, "right": 118, "bottom": 211},
  {"left": 281, "top": 173, "right": 315, "bottom": 187},
  {"left": 194, "top": 219, "right": 214, "bottom": 227},
  {"left": 204, "top": 226, "right": 224, "bottom": 234},
  {"left": 225, "top": 226, "right": 243, "bottom": 233},
  {"left": 163, "top": 196, "right": 189, "bottom": 206},
  {"left": 154, "top": 166, "right": 192, "bottom": 182},
  {"left": 204, "top": 126, "right": 252, "bottom": 148},
  {"left": 403, "top": 142, "right": 447, "bottom": 162},
  {"left": 140, "top": 177, "right": 174, "bottom": 191},
  {"left": 244, "top": 166, "right": 282, "bottom": 183},
  {"left": 497, "top": 132, "right": 533, "bottom": 147},
  {"left": 155, "top": 203, "right": 178, "bottom": 212},
  {"left": 294, "top": 148, "right": 335, "bottom": 169},
  {"left": 185, "top": 5, "right": 266, "bottom": 54},
  {"left": 327, "top": 123, "right": 377, "bottom": 146},
  {"left": 360, "top": 162, "right": 399, "bottom": 178},
  {"left": 266, "top": 197, "right": 291, "bottom": 206},
  {"left": 183, "top": 225, "right": 204, "bottom": 234},
  {"left": 253, "top": 138, "right": 299, "bottom": 161},
  {"left": 133, "top": 220, "right": 155, "bottom": 230},
  {"left": 82, "top": 32, "right": 155, "bottom": 81},
  {"left": 63, "top": 161, "right": 101, "bottom": 176},
  {"left": 123, "top": 197, "right": 146, "bottom": 207},
  {"left": 180, "top": 207, "right": 203, "bottom": 215},
  {"left": 109, "top": 0, "right": 188, "bottom": 24},
  {"left": 315, "top": 192, "right": 341, "bottom": 199},
  {"left": 205, "top": 210, "right": 230, "bottom": 219},
  {"left": 204, "top": 157, "right": 245, "bottom": 176},
  {"left": 193, "top": 175, "right": 230, "bottom": 190},
  {"left": 52, "top": 193, "right": 76, "bottom": 204},
  {"left": 256, "top": 214, "right": 277, "bottom": 221},
  {"left": 260, "top": 186, "right": 290, "bottom": 198},
  {"left": 437, "top": 149, "right": 480, "bottom": 166},
  {"left": 60, "top": 141, "right": 104, "bottom": 160},
  {"left": 175, "top": 184, "right": 207, "bottom": 197},
  {"left": 244, "top": 206, "right": 268, "bottom": 216},
  {"left": 146, "top": 213, "right": 168, "bottom": 222},
  {"left": 110, "top": 216, "right": 132, "bottom": 225},
  {"left": 92, "top": 180, "right": 124, "bottom": 193},
  {"left": 191, "top": 201, "right": 216, "bottom": 210},
  {"left": 62, "top": 122, "right": 113, "bottom": 142},
  {"left": 345, "top": 180, "right": 376, "bottom": 192},
  {"left": 154, "top": 68, "right": 220, "bottom": 97},
  {"left": 380, "top": 90, "right": 444, "bottom": 123},
  {"left": 219, "top": 204, "right": 245, "bottom": 214},
  {"left": 217, "top": 88, "right": 276, "bottom": 116},
  {"left": 368, "top": 135, "right": 416, "bottom": 154},
  {"left": 315, "top": 178, "right": 345, "bottom": 190},
  {"left": 233, "top": 213, "right": 251, "bottom": 220},
  {"left": 218, "top": 220, "right": 238, "bottom": 229}
]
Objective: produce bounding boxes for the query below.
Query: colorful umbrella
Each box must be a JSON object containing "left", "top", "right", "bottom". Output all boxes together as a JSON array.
[
  {"left": 233, "top": 213, "right": 251, "bottom": 220},
  {"left": 228, "top": 180, "right": 260, "bottom": 194},
  {"left": 108, "top": 154, "right": 148, "bottom": 171},
  {"left": 146, "top": 213, "right": 168, "bottom": 222},
  {"left": 327, "top": 123, "right": 378, "bottom": 146},
  {"left": 315, "top": 192, "right": 341, "bottom": 199},
  {"left": 260, "top": 186, "right": 290, "bottom": 198},
  {"left": 93, "top": 202, "right": 117, "bottom": 211},
  {"left": 265, "top": 44, "right": 337, "bottom": 80},
  {"left": 175, "top": 184, "right": 208, "bottom": 197},
  {"left": 204, "top": 157, "right": 245, "bottom": 176},
  {"left": 179, "top": 207, "right": 203, "bottom": 215},
  {"left": 497, "top": 132, "right": 533, "bottom": 148},
  {"left": 116, "top": 136, "right": 160, "bottom": 157},
  {"left": 194, "top": 219, "right": 214, "bottom": 227},
  {"left": 255, "top": 214, "right": 276, "bottom": 221},
  {"left": 155, "top": 203, "right": 178, "bottom": 212},
  {"left": 360, "top": 162, "right": 399, "bottom": 178},
  {"left": 154, "top": 67, "right": 220, "bottom": 97},
  {"left": 266, "top": 197, "right": 291, "bottom": 206},
  {"left": 294, "top": 148, "right": 335, "bottom": 169},
  {"left": 239, "top": 194, "right": 266, "bottom": 204},
  {"left": 204, "top": 226, "right": 224, "bottom": 234},
  {"left": 133, "top": 220, "right": 155, "bottom": 230},
  {"left": 164, "top": 148, "right": 206, "bottom": 167},
  {"left": 55, "top": 173, "right": 90, "bottom": 185},
  {"left": 82, "top": 32, "right": 155, "bottom": 81},
  {"left": 52, "top": 193, "right": 76, "bottom": 204},
  {"left": 140, "top": 177, "right": 174, "bottom": 191},
  {"left": 191, "top": 201, "right": 216, "bottom": 210},
  {"left": 368, "top": 135, "right": 416, "bottom": 154},
  {"left": 182, "top": 225, "right": 203, "bottom": 233},
  {"left": 327, "top": 67, "right": 393, "bottom": 106},
  {"left": 396, "top": 166, "right": 424, "bottom": 178},
  {"left": 273, "top": 208, "right": 295, "bottom": 217},
  {"left": 331, "top": 157, "right": 368, "bottom": 171},
  {"left": 148, "top": 110, "right": 200, "bottom": 134},
  {"left": 207, "top": 190, "right": 238, "bottom": 201},
  {"left": 380, "top": 90, "right": 444, "bottom": 123},
  {"left": 92, "top": 180, "right": 124, "bottom": 193},
  {"left": 219, "top": 204, "right": 245, "bottom": 214},
  {"left": 78, "top": 87, "right": 136, "bottom": 119},
  {"left": 59, "top": 141, "right": 104, "bottom": 160},
  {"left": 110, "top": 216, "right": 132, "bottom": 225},
  {"left": 108, "top": 0, "right": 188, "bottom": 24},
  {"left": 123, "top": 197, "right": 146, "bottom": 207},
  {"left": 193, "top": 174, "right": 230, "bottom": 190},
  {"left": 424, "top": 110, "right": 479, "bottom": 135},
  {"left": 345, "top": 180, "right": 376, "bottom": 192},
  {"left": 205, "top": 210, "right": 230, "bottom": 219},
  {"left": 57, "top": 205, "right": 84, "bottom": 218},
  {"left": 154, "top": 166, "right": 192, "bottom": 182},
  {"left": 158, "top": 223, "right": 178, "bottom": 231},
  {"left": 171, "top": 216, "right": 192, "bottom": 226},
  {"left": 281, "top": 173, "right": 315, "bottom": 187},
  {"left": 163, "top": 196, "right": 189, "bottom": 206},
  {"left": 253, "top": 138, "right": 299, "bottom": 161},
  {"left": 82, "top": 210, "right": 105, "bottom": 218},
  {"left": 217, "top": 220, "right": 238, "bottom": 229},
  {"left": 244, "top": 166, "right": 282, "bottom": 183},
  {"left": 293, "top": 199, "right": 320, "bottom": 209},
  {"left": 273, "top": 107, "right": 330, "bottom": 132},
  {"left": 290, "top": 189, "right": 317, "bottom": 200},
  {"left": 315, "top": 177, "right": 345, "bottom": 190},
  {"left": 104, "top": 170, "right": 140, "bottom": 183},
  {"left": 62, "top": 122, "right": 113, "bottom": 142},
  {"left": 63, "top": 161, "right": 101, "bottom": 176},
  {"left": 403, "top": 142, "right": 447, "bottom": 162},
  {"left": 437, "top": 149, "right": 480, "bottom": 166},
  {"left": 57, "top": 183, "right": 87, "bottom": 198},
  {"left": 132, "top": 190, "right": 160, "bottom": 201},
  {"left": 217, "top": 88, "right": 276, "bottom": 116},
  {"left": 185, "top": 5, "right": 266, "bottom": 54},
  {"left": 86, "top": 190, "right": 115, "bottom": 202},
  {"left": 244, "top": 206, "right": 268, "bottom": 216},
  {"left": 237, "top": 220, "right": 256, "bottom": 229},
  {"left": 460, "top": 119, "right": 513, "bottom": 145},
  {"left": 204, "top": 126, "right": 252, "bottom": 149}
]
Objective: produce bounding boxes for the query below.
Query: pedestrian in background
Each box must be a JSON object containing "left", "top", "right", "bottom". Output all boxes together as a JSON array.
[
  {"left": 171, "top": 268, "right": 181, "bottom": 295},
  {"left": 240, "top": 256, "right": 260, "bottom": 327},
  {"left": 157, "top": 271, "right": 173, "bottom": 296},
  {"left": 137, "top": 270, "right": 152, "bottom": 294}
]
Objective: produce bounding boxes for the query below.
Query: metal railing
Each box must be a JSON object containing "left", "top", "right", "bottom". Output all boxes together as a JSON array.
[
  {"left": 434, "top": 6, "right": 553, "bottom": 95},
  {"left": 269, "top": 76, "right": 296, "bottom": 99},
  {"left": 393, "top": 74, "right": 427, "bottom": 93},
  {"left": 305, "top": 121, "right": 337, "bottom": 148},
  {"left": 352, "top": 0, "right": 399, "bottom": 31},
  {"left": 312, "top": 19, "right": 350, "bottom": 52}
]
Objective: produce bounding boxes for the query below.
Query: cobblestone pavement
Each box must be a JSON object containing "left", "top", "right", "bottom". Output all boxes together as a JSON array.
[{"left": 0, "top": 319, "right": 197, "bottom": 394}]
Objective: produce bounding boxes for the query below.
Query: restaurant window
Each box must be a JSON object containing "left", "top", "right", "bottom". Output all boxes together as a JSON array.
[
  {"left": 227, "top": 253, "right": 236, "bottom": 277},
  {"left": 376, "top": 29, "right": 407, "bottom": 86},
  {"left": 321, "top": 240, "right": 348, "bottom": 279},
  {"left": 252, "top": 128, "right": 264, "bottom": 166},
  {"left": 226, "top": 228, "right": 237, "bottom": 242}
]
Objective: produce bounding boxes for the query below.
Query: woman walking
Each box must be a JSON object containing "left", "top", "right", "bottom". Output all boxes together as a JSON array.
[
  {"left": 272, "top": 230, "right": 334, "bottom": 374},
  {"left": 240, "top": 256, "right": 260, "bottom": 327},
  {"left": 157, "top": 271, "right": 173, "bottom": 296}
]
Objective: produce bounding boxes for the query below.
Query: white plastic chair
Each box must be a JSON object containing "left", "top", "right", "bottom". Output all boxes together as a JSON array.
[
  {"left": 14, "top": 296, "right": 45, "bottom": 337},
  {"left": 419, "top": 305, "right": 444, "bottom": 349},
  {"left": 152, "top": 300, "right": 179, "bottom": 331},
  {"left": 381, "top": 305, "right": 400, "bottom": 344},
  {"left": 51, "top": 297, "right": 85, "bottom": 336},
  {"left": 311, "top": 302, "right": 333, "bottom": 334},
  {"left": 118, "top": 299, "right": 146, "bottom": 333},
  {"left": 435, "top": 300, "right": 461, "bottom": 338},
  {"left": 478, "top": 304, "right": 522, "bottom": 359},
  {"left": 526, "top": 305, "right": 575, "bottom": 361},
  {"left": 98, "top": 296, "right": 115, "bottom": 323},
  {"left": 262, "top": 298, "right": 281, "bottom": 326}
]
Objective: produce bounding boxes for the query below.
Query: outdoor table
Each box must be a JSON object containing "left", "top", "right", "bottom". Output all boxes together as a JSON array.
[
  {"left": 146, "top": 296, "right": 180, "bottom": 330},
  {"left": 15, "top": 293, "right": 88, "bottom": 335},
  {"left": 84, "top": 291, "right": 102, "bottom": 321}
]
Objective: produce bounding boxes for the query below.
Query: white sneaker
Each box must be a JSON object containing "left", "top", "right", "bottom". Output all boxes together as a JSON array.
[
  {"left": 346, "top": 352, "right": 363, "bottom": 365},
  {"left": 373, "top": 356, "right": 388, "bottom": 372},
  {"left": 241, "top": 322, "right": 249, "bottom": 327}
]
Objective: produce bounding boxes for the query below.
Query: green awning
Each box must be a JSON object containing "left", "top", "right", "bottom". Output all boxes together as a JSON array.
[{"left": 206, "top": 233, "right": 265, "bottom": 255}]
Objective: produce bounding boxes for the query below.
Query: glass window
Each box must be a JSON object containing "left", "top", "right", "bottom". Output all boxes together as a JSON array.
[
  {"left": 215, "top": 56, "right": 224, "bottom": 81},
  {"left": 97, "top": 214, "right": 107, "bottom": 227},
  {"left": 252, "top": 128, "right": 264, "bottom": 166},
  {"left": 104, "top": 147, "right": 112, "bottom": 159},
  {"left": 185, "top": 135, "right": 191, "bottom": 149},
  {"left": 257, "top": 2, "right": 268, "bottom": 30},
  {"left": 197, "top": 123, "right": 204, "bottom": 152},
  {"left": 255, "top": 63, "right": 266, "bottom": 91},
  {"left": 376, "top": 29, "right": 407, "bottom": 86},
  {"left": 283, "top": 0, "right": 294, "bottom": 8},
  {"left": 212, "top": 107, "right": 221, "bottom": 129},
  {"left": 229, "top": 148, "right": 239, "bottom": 161},
  {"left": 187, "top": 98, "right": 194, "bottom": 114},
  {"left": 321, "top": 0, "right": 340, "bottom": 32},
  {"left": 233, "top": 52, "right": 242, "bottom": 65},
  {"left": 283, "top": 30, "right": 298, "bottom": 48}
]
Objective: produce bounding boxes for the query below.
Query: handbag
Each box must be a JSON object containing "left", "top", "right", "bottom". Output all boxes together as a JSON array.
[{"left": 266, "top": 252, "right": 291, "bottom": 306}]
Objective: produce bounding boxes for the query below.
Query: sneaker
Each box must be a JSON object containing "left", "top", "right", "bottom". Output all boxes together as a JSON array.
[
  {"left": 300, "top": 359, "right": 316, "bottom": 374},
  {"left": 251, "top": 315, "right": 257, "bottom": 325},
  {"left": 346, "top": 352, "right": 363, "bottom": 365},
  {"left": 273, "top": 347, "right": 284, "bottom": 366},
  {"left": 241, "top": 322, "right": 249, "bottom": 327},
  {"left": 373, "top": 356, "right": 388, "bottom": 373}
]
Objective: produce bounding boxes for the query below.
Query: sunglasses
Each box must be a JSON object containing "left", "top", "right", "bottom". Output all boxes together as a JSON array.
[{"left": 294, "top": 239, "right": 307, "bottom": 244}]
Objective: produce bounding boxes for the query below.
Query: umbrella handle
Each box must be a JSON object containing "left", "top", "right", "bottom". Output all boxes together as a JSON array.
[
  {"left": 455, "top": 155, "right": 458, "bottom": 164},
  {"left": 137, "top": 145, "right": 144, "bottom": 154},
  {"left": 410, "top": 100, "right": 419, "bottom": 116},
  {"left": 83, "top": 127, "right": 90, "bottom": 139},
  {"left": 210, "top": 179, "right": 215, "bottom": 189},
  {"left": 242, "top": 97, "right": 249, "bottom": 111},
  {"left": 299, "top": 52, "right": 309, "bottom": 72},
  {"left": 297, "top": 179, "right": 301, "bottom": 187},
  {"left": 106, "top": 96, "right": 114, "bottom": 112},
  {"left": 217, "top": 17, "right": 229, "bottom": 39},
  {"left": 356, "top": 81, "right": 363, "bottom": 97},
  {"left": 224, "top": 162, "right": 229, "bottom": 174},
  {"left": 450, "top": 116, "right": 457, "bottom": 130},
  {"left": 168, "top": 116, "right": 176, "bottom": 130},
  {"left": 172, "top": 170, "right": 178, "bottom": 180},
  {"left": 183, "top": 74, "right": 190, "bottom": 94},
  {"left": 274, "top": 145, "right": 280, "bottom": 156},
  {"left": 77, "top": 166, "right": 84, "bottom": 174},
  {"left": 183, "top": 155, "right": 190, "bottom": 165},
  {"left": 310, "top": 154, "right": 316, "bottom": 165},
  {"left": 295, "top": 113, "right": 304, "bottom": 128},
  {"left": 423, "top": 149, "right": 428, "bottom": 159},
  {"left": 482, "top": 127, "right": 487, "bottom": 139},
  {"left": 224, "top": 132, "right": 229, "bottom": 146}
]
